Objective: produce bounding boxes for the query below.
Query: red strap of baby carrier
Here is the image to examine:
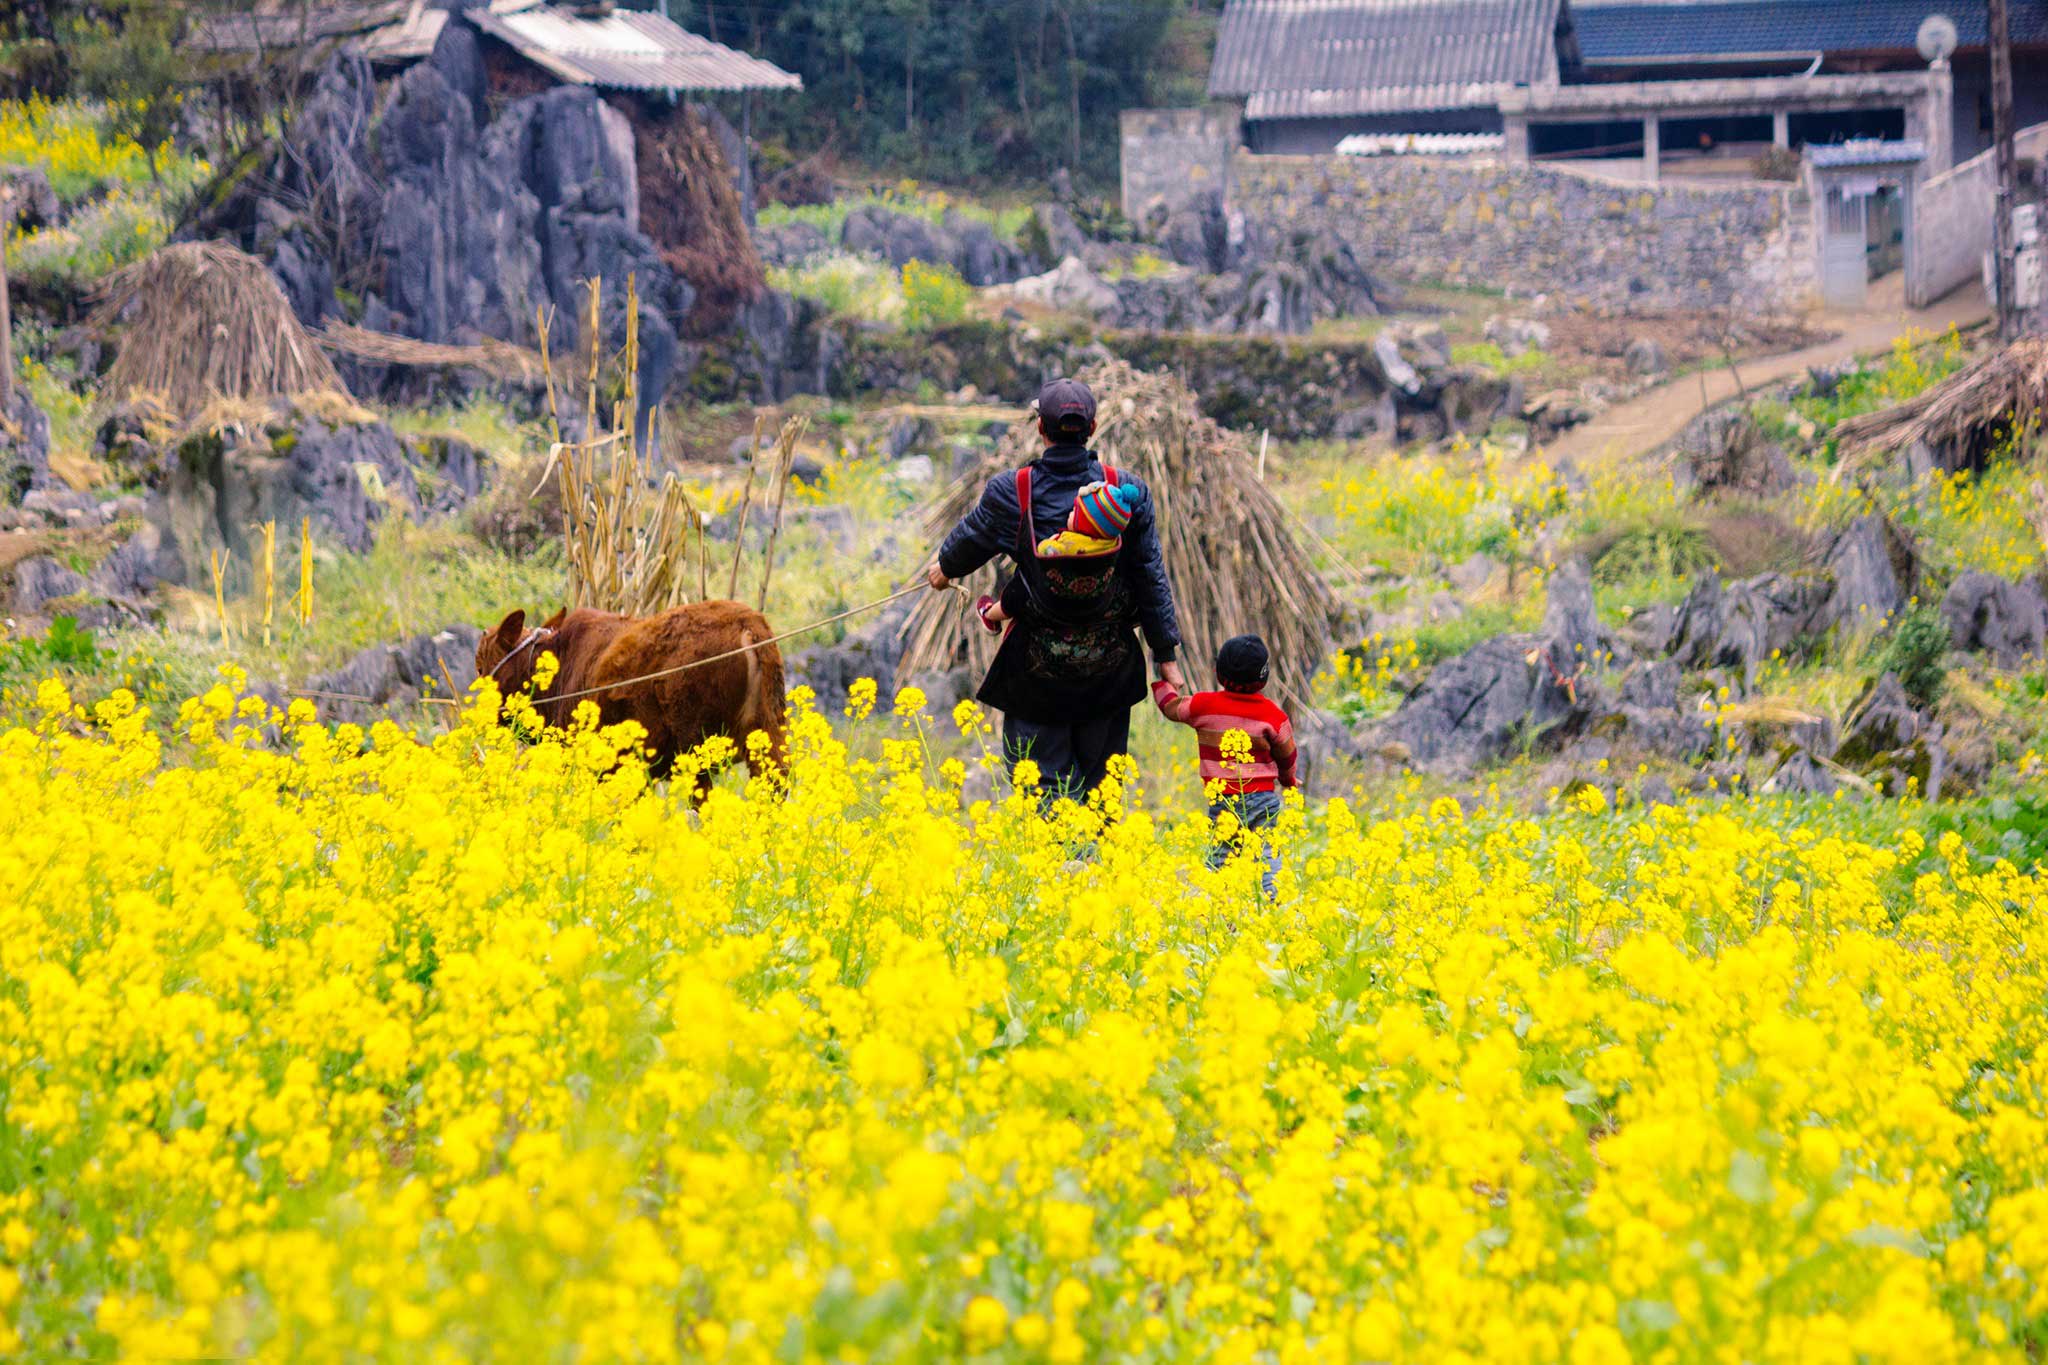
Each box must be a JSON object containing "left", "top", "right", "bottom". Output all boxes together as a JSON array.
[
  {"left": 1015, "top": 463, "right": 1121, "bottom": 556},
  {"left": 1016, "top": 467, "right": 1035, "bottom": 552}
]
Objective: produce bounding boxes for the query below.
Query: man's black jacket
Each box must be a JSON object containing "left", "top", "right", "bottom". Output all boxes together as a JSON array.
[{"left": 937, "top": 442, "right": 1181, "bottom": 664}]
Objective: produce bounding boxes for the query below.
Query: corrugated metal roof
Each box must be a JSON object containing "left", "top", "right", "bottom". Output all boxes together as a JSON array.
[
  {"left": 1806, "top": 137, "right": 1925, "bottom": 166},
  {"left": 1574, "top": 1, "right": 2048, "bottom": 63},
  {"left": 469, "top": 5, "right": 801, "bottom": 93},
  {"left": 1210, "top": 0, "right": 1564, "bottom": 118}
]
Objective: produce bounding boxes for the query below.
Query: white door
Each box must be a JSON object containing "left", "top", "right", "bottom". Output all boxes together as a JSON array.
[{"left": 1822, "top": 185, "right": 1869, "bottom": 309}]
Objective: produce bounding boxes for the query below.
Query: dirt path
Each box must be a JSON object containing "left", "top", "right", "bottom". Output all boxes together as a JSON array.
[{"left": 1544, "top": 278, "right": 1991, "bottom": 470}]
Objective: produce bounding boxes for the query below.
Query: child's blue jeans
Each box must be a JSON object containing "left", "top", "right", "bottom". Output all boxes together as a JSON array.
[{"left": 1207, "top": 789, "right": 1282, "bottom": 898}]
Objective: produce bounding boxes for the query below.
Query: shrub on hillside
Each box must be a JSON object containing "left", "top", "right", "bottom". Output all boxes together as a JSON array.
[{"left": 1879, "top": 603, "right": 1950, "bottom": 710}]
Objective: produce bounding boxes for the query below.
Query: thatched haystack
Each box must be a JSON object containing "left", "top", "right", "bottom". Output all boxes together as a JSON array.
[
  {"left": 632, "top": 104, "right": 765, "bottom": 334},
  {"left": 899, "top": 358, "right": 1342, "bottom": 701},
  {"left": 1835, "top": 338, "right": 2048, "bottom": 472},
  {"left": 89, "top": 241, "right": 347, "bottom": 418}
]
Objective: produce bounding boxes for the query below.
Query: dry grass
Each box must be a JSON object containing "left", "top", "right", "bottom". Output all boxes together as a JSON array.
[
  {"left": 1835, "top": 337, "right": 2048, "bottom": 471},
  {"left": 899, "top": 358, "right": 1341, "bottom": 700},
  {"left": 633, "top": 103, "right": 764, "bottom": 334},
  {"left": 317, "top": 322, "right": 548, "bottom": 387},
  {"left": 543, "top": 281, "right": 804, "bottom": 618},
  {"left": 88, "top": 241, "right": 345, "bottom": 417}
]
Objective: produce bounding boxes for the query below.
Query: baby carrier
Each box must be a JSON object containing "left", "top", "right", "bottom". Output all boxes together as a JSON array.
[{"left": 1001, "top": 464, "right": 1140, "bottom": 690}]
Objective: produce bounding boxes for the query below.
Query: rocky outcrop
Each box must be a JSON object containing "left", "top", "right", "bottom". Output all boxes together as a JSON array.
[
  {"left": 1942, "top": 571, "right": 2048, "bottom": 668},
  {"left": 151, "top": 403, "right": 483, "bottom": 589},
  {"left": 1818, "top": 516, "right": 1909, "bottom": 632},
  {"left": 225, "top": 27, "right": 690, "bottom": 427},
  {"left": 1834, "top": 672, "right": 1927, "bottom": 768},
  {"left": 298, "top": 624, "right": 483, "bottom": 724},
  {"left": 1677, "top": 408, "right": 1801, "bottom": 497},
  {"left": 1664, "top": 571, "right": 1825, "bottom": 680},
  {"left": 1371, "top": 561, "right": 1613, "bottom": 772},
  {"left": 791, "top": 596, "right": 918, "bottom": 717},
  {"left": 2, "top": 385, "right": 52, "bottom": 503},
  {"left": 837, "top": 206, "right": 1032, "bottom": 286},
  {"left": 12, "top": 556, "right": 86, "bottom": 613}
]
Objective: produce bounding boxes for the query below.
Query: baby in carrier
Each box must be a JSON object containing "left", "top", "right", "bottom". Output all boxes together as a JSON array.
[{"left": 976, "top": 479, "right": 1137, "bottom": 632}]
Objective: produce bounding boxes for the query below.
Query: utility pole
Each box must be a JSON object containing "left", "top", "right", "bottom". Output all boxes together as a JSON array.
[{"left": 1990, "top": 0, "right": 2018, "bottom": 340}]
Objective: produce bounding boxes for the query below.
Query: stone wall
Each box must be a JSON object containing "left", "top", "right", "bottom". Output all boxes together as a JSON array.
[
  {"left": 1120, "top": 107, "right": 1239, "bottom": 221},
  {"left": 1234, "top": 153, "right": 1818, "bottom": 312},
  {"left": 1907, "top": 121, "right": 2048, "bottom": 308}
]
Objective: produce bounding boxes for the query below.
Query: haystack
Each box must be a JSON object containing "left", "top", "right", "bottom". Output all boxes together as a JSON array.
[
  {"left": 89, "top": 241, "right": 346, "bottom": 418},
  {"left": 1835, "top": 337, "right": 2048, "bottom": 471},
  {"left": 632, "top": 104, "right": 764, "bottom": 333},
  {"left": 899, "top": 358, "right": 1341, "bottom": 701}
]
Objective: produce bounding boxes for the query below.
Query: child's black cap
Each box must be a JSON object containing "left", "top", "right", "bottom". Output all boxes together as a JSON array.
[{"left": 1217, "top": 634, "right": 1269, "bottom": 691}]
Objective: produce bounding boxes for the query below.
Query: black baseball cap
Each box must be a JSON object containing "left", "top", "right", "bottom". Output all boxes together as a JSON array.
[{"left": 1036, "top": 377, "right": 1097, "bottom": 435}]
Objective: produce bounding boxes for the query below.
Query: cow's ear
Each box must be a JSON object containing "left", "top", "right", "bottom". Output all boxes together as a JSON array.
[{"left": 492, "top": 609, "right": 526, "bottom": 648}]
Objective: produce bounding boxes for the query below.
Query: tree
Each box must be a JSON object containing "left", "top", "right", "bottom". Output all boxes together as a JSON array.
[{"left": 66, "top": 0, "right": 191, "bottom": 189}]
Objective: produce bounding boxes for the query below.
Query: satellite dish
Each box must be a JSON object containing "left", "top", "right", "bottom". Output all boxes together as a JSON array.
[{"left": 1917, "top": 13, "right": 1959, "bottom": 64}]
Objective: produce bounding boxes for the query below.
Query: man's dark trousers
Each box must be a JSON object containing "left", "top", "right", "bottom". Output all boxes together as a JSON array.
[{"left": 1003, "top": 709, "right": 1132, "bottom": 799}]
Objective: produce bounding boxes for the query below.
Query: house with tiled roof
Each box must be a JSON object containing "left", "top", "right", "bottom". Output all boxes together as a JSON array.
[{"left": 1206, "top": 0, "right": 2048, "bottom": 167}]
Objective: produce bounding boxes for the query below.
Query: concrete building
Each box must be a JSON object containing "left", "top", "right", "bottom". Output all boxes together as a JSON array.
[{"left": 1204, "top": 0, "right": 2048, "bottom": 171}]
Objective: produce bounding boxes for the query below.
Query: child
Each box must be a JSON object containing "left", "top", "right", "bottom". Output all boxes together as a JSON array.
[
  {"left": 1151, "top": 635, "right": 1298, "bottom": 897},
  {"left": 975, "top": 480, "right": 1138, "bottom": 632}
]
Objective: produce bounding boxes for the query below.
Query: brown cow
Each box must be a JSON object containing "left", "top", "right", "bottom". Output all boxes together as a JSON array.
[{"left": 475, "top": 599, "right": 786, "bottom": 782}]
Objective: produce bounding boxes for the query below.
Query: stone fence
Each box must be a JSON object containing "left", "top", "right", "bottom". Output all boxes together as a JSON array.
[
  {"left": 1906, "top": 121, "right": 2048, "bottom": 308},
  {"left": 1233, "top": 153, "right": 1817, "bottom": 312}
]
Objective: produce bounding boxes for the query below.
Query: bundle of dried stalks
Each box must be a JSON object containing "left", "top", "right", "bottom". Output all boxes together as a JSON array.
[
  {"left": 1835, "top": 338, "right": 2048, "bottom": 472},
  {"left": 318, "top": 321, "right": 547, "bottom": 386},
  {"left": 899, "top": 358, "right": 1341, "bottom": 700},
  {"left": 88, "top": 241, "right": 346, "bottom": 417},
  {"left": 632, "top": 103, "right": 764, "bottom": 334},
  {"left": 545, "top": 278, "right": 804, "bottom": 617}
]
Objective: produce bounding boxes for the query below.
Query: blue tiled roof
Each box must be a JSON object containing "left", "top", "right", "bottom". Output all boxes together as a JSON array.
[{"left": 1574, "top": 1, "right": 2048, "bottom": 62}]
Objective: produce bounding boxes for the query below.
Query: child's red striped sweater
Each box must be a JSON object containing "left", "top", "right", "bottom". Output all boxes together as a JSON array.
[{"left": 1150, "top": 681, "right": 1299, "bottom": 793}]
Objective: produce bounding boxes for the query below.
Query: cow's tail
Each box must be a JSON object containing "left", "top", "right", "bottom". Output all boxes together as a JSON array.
[{"left": 737, "top": 625, "right": 788, "bottom": 775}]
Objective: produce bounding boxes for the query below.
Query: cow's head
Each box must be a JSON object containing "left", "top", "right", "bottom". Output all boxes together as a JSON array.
[{"left": 477, "top": 608, "right": 546, "bottom": 695}]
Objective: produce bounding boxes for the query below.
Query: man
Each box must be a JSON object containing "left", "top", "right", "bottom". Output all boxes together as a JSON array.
[{"left": 926, "top": 377, "right": 1185, "bottom": 798}]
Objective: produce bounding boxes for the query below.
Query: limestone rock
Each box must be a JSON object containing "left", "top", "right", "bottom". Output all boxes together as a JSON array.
[
  {"left": 1941, "top": 571, "right": 2048, "bottom": 668},
  {"left": 1820, "top": 516, "right": 1908, "bottom": 633},
  {"left": 1835, "top": 673, "right": 1926, "bottom": 768},
  {"left": 1002, "top": 256, "right": 1118, "bottom": 318},
  {"left": 1623, "top": 336, "right": 1670, "bottom": 376},
  {"left": 1664, "top": 571, "right": 1823, "bottom": 681},
  {"left": 12, "top": 556, "right": 87, "bottom": 613},
  {"left": 1484, "top": 315, "right": 1551, "bottom": 357},
  {"left": 2, "top": 386, "right": 52, "bottom": 503}
]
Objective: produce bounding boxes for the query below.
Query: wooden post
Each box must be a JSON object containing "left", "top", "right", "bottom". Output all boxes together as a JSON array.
[
  {"left": 1990, "top": 0, "right": 2018, "bottom": 340},
  {"left": 1, "top": 184, "right": 12, "bottom": 414}
]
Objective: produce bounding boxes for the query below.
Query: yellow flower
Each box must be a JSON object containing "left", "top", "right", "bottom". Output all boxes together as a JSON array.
[{"left": 962, "top": 1294, "right": 1009, "bottom": 1350}]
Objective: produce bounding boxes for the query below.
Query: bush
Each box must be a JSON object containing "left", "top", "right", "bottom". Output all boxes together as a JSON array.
[
  {"left": 0, "top": 97, "right": 208, "bottom": 203},
  {"left": 767, "top": 252, "right": 904, "bottom": 323},
  {"left": 1879, "top": 603, "right": 1950, "bottom": 709},
  {"left": 6, "top": 187, "right": 171, "bottom": 286},
  {"left": 0, "top": 616, "right": 99, "bottom": 691},
  {"left": 900, "top": 259, "right": 972, "bottom": 331}
]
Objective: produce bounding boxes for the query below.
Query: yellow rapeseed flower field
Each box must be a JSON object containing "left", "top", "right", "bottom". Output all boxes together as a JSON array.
[{"left": 5, "top": 672, "right": 2047, "bottom": 1361}]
